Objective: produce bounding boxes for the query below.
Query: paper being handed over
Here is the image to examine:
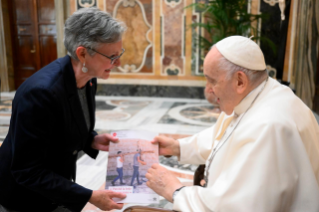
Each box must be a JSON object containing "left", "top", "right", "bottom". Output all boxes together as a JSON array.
[{"left": 106, "top": 130, "right": 159, "bottom": 204}]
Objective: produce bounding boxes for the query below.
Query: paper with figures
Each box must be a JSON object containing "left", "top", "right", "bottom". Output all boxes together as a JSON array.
[{"left": 106, "top": 130, "right": 159, "bottom": 204}]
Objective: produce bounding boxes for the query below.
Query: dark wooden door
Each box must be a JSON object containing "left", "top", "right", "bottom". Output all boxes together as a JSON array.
[
  {"left": 10, "top": 0, "right": 57, "bottom": 89},
  {"left": 313, "top": 50, "right": 319, "bottom": 114}
]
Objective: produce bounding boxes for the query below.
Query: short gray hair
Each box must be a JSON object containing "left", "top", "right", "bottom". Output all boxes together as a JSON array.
[
  {"left": 64, "top": 7, "right": 127, "bottom": 60},
  {"left": 216, "top": 55, "right": 268, "bottom": 87}
]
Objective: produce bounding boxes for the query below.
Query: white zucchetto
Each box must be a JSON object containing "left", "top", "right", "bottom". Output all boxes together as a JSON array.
[{"left": 216, "top": 36, "right": 266, "bottom": 71}]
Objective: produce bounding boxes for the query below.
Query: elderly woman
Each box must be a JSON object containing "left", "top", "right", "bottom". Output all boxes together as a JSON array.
[{"left": 0, "top": 8, "right": 126, "bottom": 212}]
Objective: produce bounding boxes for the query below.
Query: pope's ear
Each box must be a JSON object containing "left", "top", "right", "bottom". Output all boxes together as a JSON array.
[
  {"left": 75, "top": 46, "right": 87, "bottom": 63},
  {"left": 235, "top": 71, "right": 248, "bottom": 94}
]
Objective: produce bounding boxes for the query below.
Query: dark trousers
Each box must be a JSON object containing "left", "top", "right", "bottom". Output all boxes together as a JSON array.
[
  {"left": 113, "top": 167, "right": 124, "bottom": 183},
  {"left": 130, "top": 166, "right": 141, "bottom": 186}
]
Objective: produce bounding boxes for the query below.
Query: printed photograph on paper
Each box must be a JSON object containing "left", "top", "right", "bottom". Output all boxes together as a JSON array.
[{"left": 106, "top": 130, "right": 159, "bottom": 204}]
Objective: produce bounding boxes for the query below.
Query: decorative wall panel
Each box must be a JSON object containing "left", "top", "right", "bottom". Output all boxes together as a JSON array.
[
  {"left": 113, "top": 0, "right": 153, "bottom": 74},
  {"left": 161, "top": 0, "right": 184, "bottom": 76}
]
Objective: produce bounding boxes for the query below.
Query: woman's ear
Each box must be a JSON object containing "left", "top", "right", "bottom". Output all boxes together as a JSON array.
[
  {"left": 75, "top": 46, "right": 87, "bottom": 64},
  {"left": 235, "top": 71, "right": 248, "bottom": 94}
]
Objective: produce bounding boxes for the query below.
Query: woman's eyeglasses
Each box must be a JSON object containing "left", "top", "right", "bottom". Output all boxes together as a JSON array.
[{"left": 86, "top": 47, "right": 125, "bottom": 65}]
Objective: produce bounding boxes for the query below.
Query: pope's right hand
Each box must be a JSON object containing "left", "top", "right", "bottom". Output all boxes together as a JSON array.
[
  {"left": 151, "top": 136, "right": 180, "bottom": 157},
  {"left": 89, "top": 190, "right": 126, "bottom": 211}
]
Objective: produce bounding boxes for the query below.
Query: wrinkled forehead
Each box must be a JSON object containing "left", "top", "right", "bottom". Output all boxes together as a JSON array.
[{"left": 203, "top": 47, "right": 223, "bottom": 77}]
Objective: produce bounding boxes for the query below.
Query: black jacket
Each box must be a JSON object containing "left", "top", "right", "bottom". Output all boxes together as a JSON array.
[{"left": 0, "top": 55, "right": 99, "bottom": 212}]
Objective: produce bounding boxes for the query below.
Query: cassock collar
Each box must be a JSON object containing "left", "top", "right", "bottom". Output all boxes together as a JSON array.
[{"left": 234, "top": 77, "right": 268, "bottom": 116}]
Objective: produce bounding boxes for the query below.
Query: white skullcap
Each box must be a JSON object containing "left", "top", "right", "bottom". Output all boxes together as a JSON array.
[{"left": 215, "top": 36, "right": 266, "bottom": 71}]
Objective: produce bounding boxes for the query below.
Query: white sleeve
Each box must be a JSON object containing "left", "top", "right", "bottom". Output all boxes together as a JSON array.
[
  {"left": 173, "top": 120, "right": 319, "bottom": 212},
  {"left": 178, "top": 125, "right": 215, "bottom": 165}
]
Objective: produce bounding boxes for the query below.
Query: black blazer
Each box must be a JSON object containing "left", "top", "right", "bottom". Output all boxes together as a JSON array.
[{"left": 0, "top": 55, "right": 99, "bottom": 212}]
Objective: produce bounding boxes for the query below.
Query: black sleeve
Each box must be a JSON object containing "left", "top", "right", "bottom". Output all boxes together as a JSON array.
[{"left": 83, "top": 130, "right": 99, "bottom": 158}]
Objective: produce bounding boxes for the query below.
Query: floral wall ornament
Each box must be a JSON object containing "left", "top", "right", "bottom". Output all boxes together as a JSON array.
[
  {"left": 164, "top": 0, "right": 182, "bottom": 8},
  {"left": 123, "top": 64, "right": 137, "bottom": 73},
  {"left": 123, "top": 0, "right": 136, "bottom": 7},
  {"left": 164, "top": 64, "right": 181, "bottom": 76},
  {"left": 78, "top": 0, "right": 96, "bottom": 8},
  {"left": 167, "top": 68, "right": 179, "bottom": 75}
]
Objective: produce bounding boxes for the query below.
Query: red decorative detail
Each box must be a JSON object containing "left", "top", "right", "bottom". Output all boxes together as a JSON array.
[
  {"left": 113, "top": 132, "right": 117, "bottom": 137},
  {"left": 90, "top": 82, "right": 92, "bottom": 86}
]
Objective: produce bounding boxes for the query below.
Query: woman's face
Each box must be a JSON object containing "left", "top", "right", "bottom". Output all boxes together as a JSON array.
[{"left": 85, "top": 40, "right": 123, "bottom": 80}]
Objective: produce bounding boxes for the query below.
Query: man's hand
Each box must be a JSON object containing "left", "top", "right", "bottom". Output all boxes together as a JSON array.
[
  {"left": 89, "top": 190, "right": 126, "bottom": 211},
  {"left": 151, "top": 136, "right": 180, "bottom": 157},
  {"left": 91, "top": 134, "right": 119, "bottom": 151},
  {"left": 138, "top": 156, "right": 147, "bottom": 165},
  {"left": 120, "top": 155, "right": 125, "bottom": 162},
  {"left": 146, "top": 164, "right": 183, "bottom": 202}
]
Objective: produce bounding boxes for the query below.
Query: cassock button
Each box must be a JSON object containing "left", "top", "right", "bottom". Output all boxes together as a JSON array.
[{"left": 73, "top": 150, "right": 78, "bottom": 155}]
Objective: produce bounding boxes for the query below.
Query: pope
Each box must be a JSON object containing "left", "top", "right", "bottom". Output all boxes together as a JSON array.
[{"left": 146, "top": 36, "right": 319, "bottom": 212}]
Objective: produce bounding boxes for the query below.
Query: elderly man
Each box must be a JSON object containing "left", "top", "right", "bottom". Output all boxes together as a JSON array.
[{"left": 146, "top": 36, "right": 319, "bottom": 212}]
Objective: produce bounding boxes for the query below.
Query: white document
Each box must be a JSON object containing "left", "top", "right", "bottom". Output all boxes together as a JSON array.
[{"left": 106, "top": 130, "right": 159, "bottom": 204}]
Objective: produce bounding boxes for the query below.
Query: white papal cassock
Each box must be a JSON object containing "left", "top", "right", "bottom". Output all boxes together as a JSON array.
[{"left": 173, "top": 77, "right": 319, "bottom": 212}]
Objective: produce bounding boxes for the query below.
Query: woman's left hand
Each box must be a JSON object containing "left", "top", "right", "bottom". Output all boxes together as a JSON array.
[{"left": 91, "top": 133, "right": 119, "bottom": 151}]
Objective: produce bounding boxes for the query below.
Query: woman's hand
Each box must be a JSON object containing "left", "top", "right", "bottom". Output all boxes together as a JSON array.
[
  {"left": 91, "top": 134, "right": 119, "bottom": 151},
  {"left": 89, "top": 190, "right": 126, "bottom": 211}
]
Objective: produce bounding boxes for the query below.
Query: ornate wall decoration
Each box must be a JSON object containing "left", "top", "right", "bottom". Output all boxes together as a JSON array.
[
  {"left": 123, "top": 0, "right": 136, "bottom": 7},
  {"left": 165, "top": 64, "right": 181, "bottom": 75},
  {"left": 164, "top": 0, "right": 182, "bottom": 8},
  {"left": 113, "top": 0, "right": 152, "bottom": 73},
  {"left": 77, "top": 0, "right": 96, "bottom": 9},
  {"left": 161, "top": 0, "right": 185, "bottom": 76}
]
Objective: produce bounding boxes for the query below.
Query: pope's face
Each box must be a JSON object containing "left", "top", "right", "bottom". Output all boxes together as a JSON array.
[
  {"left": 203, "top": 47, "right": 237, "bottom": 115},
  {"left": 85, "top": 40, "right": 123, "bottom": 80}
]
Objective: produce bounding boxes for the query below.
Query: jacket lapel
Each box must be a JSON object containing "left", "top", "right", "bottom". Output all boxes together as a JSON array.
[{"left": 61, "top": 56, "right": 88, "bottom": 138}]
